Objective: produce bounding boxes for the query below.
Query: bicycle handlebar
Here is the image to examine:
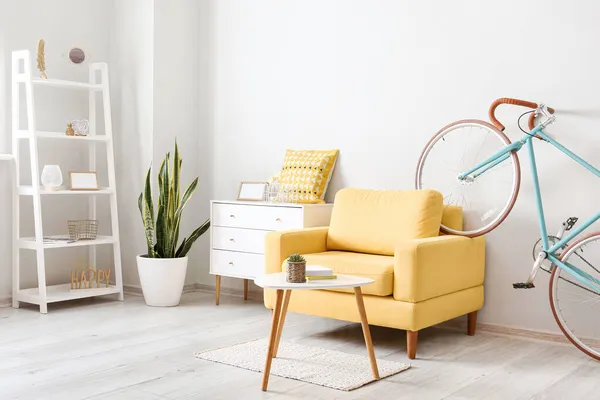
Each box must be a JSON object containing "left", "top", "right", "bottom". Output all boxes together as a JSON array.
[{"left": 488, "top": 97, "right": 555, "bottom": 133}]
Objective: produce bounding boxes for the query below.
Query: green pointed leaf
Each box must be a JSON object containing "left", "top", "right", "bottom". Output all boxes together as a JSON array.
[
  {"left": 137, "top": 192, "right": 143, "bottom": 221},
  {"left": 176, "top": 219, "right": 210, "bottom": 257},
  {"left": 143, "top": 166, "right": 156, "bottom": 257},
  {"left": 171, "top": 178, "right": 198, "bottom": 254}
]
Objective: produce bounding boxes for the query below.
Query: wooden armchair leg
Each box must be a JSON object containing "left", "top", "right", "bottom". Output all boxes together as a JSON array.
[
  {"left": 407, "top": 330, "right": 418, "bottom": 360},
  {"left": 467, "top": 311, "right": 478, "bottom": 336}
]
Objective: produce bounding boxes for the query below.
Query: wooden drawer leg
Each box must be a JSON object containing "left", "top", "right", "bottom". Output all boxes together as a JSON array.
[
  {"left": 244, "top": 279, "right": 249, "bottom": 301},
  {"left": 215, "top": 275, "right": 221, "bottom": 306}
]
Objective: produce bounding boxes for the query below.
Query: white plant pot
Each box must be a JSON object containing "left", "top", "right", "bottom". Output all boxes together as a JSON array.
[{"left": 136, "top": 255, "right": 188, "bottom": 307}]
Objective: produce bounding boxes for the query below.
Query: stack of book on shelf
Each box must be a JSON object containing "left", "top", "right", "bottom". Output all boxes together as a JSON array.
[{"left": 306, "top": 266, "right": 337, "bottom": 281}]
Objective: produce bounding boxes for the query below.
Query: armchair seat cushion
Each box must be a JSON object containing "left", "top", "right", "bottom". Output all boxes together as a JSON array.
[{"left": 283, "top": 251, "right": 394, "bottom": 296}]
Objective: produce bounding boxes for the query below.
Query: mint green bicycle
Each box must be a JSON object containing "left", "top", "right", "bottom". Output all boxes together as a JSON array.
[{"left": 416, "top": 98, "right": 600, "bottom": 360}]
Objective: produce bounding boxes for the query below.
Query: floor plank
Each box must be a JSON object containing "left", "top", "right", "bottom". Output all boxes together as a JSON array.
[{"left": 0, "top": 292, "right": 597, "bottom": 400}]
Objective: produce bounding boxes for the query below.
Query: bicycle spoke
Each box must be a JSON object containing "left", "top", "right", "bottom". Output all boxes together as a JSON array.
[{"left": 573, "top": 250, "right": 600, "bottom": 276}]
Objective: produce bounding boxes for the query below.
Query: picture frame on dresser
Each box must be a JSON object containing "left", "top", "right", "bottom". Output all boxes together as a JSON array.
[
  {"left": 210, "top": 200, "right": 334, "bottom": 305},
  {"left": 237, "top": 181, "right": 268, "bottom": 201}
]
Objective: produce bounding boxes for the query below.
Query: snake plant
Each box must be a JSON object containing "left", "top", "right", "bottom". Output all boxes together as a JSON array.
[{"left": 138, "top": 141, "right": 210, "bottom": 258}]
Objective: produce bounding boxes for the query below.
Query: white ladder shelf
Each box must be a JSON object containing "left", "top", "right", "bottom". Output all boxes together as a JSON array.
[{"left": 11, "top": 50, "right": 124, "bottom": 314}]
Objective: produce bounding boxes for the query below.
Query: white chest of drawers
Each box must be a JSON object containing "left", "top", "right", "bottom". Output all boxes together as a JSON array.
[{"left": 210, "top": 200, "right": 333, "bottom": 304}]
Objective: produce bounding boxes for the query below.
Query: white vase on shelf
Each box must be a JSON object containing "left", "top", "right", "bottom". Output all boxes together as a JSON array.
[{"left": 41, "top": 165, "right": 63, "bottom": 190}]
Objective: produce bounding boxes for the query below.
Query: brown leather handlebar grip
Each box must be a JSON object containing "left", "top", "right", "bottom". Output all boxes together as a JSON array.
[
  {"left": 488, "top": 98, "right": 539, "bottom": 131},
  {"left": 528, "top": 106, "right": 556, "bottom": 130}
]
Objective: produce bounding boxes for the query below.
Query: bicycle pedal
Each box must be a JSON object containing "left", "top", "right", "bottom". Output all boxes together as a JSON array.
[{"left": 513, "top": 282, "right": 535, "bottom": 289}]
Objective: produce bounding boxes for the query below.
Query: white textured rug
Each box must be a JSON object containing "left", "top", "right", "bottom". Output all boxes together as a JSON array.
[{"left": 195, "top": 339, "right": 410, "bottom": 391}]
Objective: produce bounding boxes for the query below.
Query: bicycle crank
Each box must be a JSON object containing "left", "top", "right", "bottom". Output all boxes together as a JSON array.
[{"left": 513, "top": 252, "right": 547, "bottom": 289}]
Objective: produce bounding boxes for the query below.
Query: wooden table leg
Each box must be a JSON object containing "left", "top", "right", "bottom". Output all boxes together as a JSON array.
[
  {"left": 354, "top": 287, "right": 380, "bottom": 380},
  {"left": 273, "top": 290, "right": 292, "bottom": 358},
  {"left": 262, "top": 289, "right": 284, "bottom": 391},
  {"left": 244, "top": 279, "right": 249, "bottom": 301},
  {"left": 215, "top": 275, "right": 221, "bottom": 306}
]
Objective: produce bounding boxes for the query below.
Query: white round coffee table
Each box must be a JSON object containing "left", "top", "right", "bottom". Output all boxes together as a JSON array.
[{"left": 254, "top": 272, "right": 379, "bottom": 391}]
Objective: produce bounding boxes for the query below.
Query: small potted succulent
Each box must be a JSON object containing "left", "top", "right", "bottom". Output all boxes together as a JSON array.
[{"left": 286, "top": 253, "right": 306, "bottom": 283}]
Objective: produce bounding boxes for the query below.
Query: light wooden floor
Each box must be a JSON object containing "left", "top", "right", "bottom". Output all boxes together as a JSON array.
[{"left": 1, "top": 292, "right": 599, "bottom": 400}]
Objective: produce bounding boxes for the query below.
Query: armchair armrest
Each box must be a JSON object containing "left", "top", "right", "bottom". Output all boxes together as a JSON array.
[
  {"left": 264, "top": 227, "right": 329, "bottom": 274},
  {"left": 393, "top": 235, "right": 485, "bottom": 302}
]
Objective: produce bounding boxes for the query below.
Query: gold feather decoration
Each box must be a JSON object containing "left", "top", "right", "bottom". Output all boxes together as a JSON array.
[{"left": 36, "top": 39, "right": 47, "bottom": 79}]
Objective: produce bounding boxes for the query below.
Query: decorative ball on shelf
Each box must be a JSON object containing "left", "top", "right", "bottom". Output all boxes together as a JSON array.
[
  {"left": 41, "top": 165, "right": 63, "bottom": 190},
  {"left": 68, "top": 47, "right": 86, "bottom": 65}
]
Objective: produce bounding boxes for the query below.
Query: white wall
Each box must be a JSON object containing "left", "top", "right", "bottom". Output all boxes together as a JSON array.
[
  {"left": 110, "top": 0, "right": 154, "bottom": 287},
  {"left": 0, "top": 0, "right": 113, "bottom": 303},
  {"left": 209, "top": 0, "right": 600, "bottom": 332},
  {"left": 153, "top": 0, "right": 211, "bottom": 286}
]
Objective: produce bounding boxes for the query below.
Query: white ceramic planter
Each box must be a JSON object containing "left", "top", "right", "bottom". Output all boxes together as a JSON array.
[{"left": 136, "top": 255, "right": 188, "bottom": 307}]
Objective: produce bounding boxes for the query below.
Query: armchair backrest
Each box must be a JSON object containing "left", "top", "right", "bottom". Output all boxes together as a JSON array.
[
  {"left": 326, "top": 188, "right": 444, "bottom": 256},
  {"left": 441, "top": 205, "right": 463, "bottom": 232}
]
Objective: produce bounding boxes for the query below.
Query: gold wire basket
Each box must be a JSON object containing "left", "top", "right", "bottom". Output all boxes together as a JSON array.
[{"left": 68, "top": 220, "right": 99, "bottom": 241}]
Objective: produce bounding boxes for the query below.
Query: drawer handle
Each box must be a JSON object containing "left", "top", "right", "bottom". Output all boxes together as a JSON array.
[
  {"left": 275, "top": 218, "right": 281, "bottom": 222},
  {"left": 229, "top": 214, "right": 235, "bottom": 218},
  {"left": 229, "top": 238, "right": 235, "bottom": 242},
  {"left": 228, "top": 261, "right": 234, "bottom": 265}
]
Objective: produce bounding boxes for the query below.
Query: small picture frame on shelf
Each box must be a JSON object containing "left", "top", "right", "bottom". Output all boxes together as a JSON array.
[
  {"left": 69, "top": 171, "right": 99, "bottom": 191},
  {"left": 237, "top": 181, "right": 268, "bottom": 201}
]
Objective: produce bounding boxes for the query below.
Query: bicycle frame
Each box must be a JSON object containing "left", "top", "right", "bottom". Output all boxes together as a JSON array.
[{"left": 458, "top": 124, "right": 600, "bottom": 292}]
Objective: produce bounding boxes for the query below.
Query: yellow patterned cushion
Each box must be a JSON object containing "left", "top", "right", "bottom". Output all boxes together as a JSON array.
[{"left": 279, "top": 149, "right": 339, "bottom": 204}]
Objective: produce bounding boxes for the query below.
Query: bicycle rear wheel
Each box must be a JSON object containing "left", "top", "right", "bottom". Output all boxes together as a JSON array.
[
  {"left": 415, "top": 119, "right": 521, "bottom": 237},
  {"left": 550, "top": 233, "right": 600, "bottom": 361}
]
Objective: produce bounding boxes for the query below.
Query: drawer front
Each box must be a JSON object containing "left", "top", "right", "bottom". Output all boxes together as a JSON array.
[
  {"left": 212, "top": 227, "right": 268, "bottom": 254},
  {"left": 212, "top": 203, "right": 303, "bottom": 230},
  {"left": 211, "top": 250, "right": 264, "bottom": 278}
]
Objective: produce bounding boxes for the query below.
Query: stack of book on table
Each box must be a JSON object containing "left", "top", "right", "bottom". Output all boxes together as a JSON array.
[{"left": 306, "top": 266, "right": 337, "bottom": 281}]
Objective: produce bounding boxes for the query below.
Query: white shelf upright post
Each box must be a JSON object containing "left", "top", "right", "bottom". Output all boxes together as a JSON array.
[{"left": 11, "top": 50, "right": 124, "bottom": 313}]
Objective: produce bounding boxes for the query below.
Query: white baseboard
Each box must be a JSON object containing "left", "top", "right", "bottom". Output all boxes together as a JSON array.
[
  {"left": 0, "top": 296, "right": 10, "bottom": 308},
  {"left": 438, "top": 319, "right": 569, "bottom": 345},
  {"left": 123, "top": 283, "right": 262, "bottom": 302},
  {"left": 123, "top": 283, "right": 198, "bottom": 297},
  {"left": 194, "top": 283, "right": 263, "bottom": 302}
]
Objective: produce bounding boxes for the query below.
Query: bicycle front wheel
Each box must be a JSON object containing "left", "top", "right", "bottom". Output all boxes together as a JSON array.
[
  {"left": 415, "top": 119, "right": 521, "bottom": 237},
  {"left": 550, "top": 233, "right": 600, "bottom": 361}
]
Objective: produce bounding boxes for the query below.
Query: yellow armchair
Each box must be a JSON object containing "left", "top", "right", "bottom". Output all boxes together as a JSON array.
[{"left": 264, "top": 188, "right": 486, "bottom": 359}]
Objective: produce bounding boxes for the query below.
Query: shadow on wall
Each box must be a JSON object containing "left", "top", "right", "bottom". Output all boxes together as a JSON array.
[
  {"left": 325, "top": 154, "right": 347, "bottom": 203},
  {"left": 0, "top": 167, "right": 12, "bottom": 303}
]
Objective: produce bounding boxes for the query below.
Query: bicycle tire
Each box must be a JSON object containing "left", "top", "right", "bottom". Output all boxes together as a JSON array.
[
  {"left": 415, "top": 119, "right": 521, "bottom": 237},
  {"left": 549, "top": 232, "right": 600, "bottom": 361}
]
